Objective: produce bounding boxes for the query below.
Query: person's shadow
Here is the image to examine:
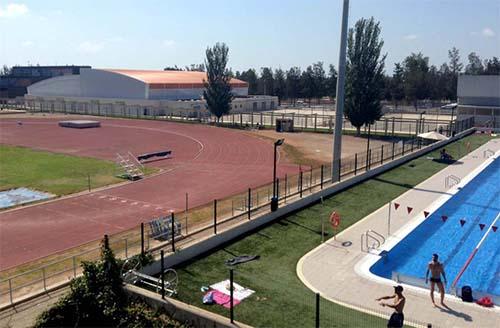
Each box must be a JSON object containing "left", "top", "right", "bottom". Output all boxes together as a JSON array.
[{"left": 437, "top": 303, "right": 473, "bottom": 322}]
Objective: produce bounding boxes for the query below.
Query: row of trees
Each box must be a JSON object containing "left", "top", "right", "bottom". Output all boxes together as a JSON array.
[
  {"left": 201, "top": 18, "right": 499, "bottom": 134},
  {"left": 233, "top": 49, "right": 499, "bottom": 107}
]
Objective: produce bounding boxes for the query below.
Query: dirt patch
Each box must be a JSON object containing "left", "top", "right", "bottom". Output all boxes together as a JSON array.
[{"left": 248, "top": 130, "right": 391, "bottom": 165}]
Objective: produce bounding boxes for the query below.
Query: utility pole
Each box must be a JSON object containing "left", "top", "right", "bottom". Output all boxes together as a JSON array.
[{"left": 332, "top": 0, "right": 349, "bottom": 182}]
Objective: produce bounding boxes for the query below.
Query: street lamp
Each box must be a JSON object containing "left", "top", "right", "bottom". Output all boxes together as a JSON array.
[{"left": 271, "top": 138, "right": 285, "bottom": 212}]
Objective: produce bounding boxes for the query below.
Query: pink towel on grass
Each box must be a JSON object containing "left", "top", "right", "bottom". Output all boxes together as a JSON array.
[{"left": 211, "top": 290, "right": 241, "bottom": 308}]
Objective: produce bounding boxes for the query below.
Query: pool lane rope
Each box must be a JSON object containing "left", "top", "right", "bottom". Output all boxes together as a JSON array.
[{"left": 451, "top": 211, "right": 500, "bottom": 292}]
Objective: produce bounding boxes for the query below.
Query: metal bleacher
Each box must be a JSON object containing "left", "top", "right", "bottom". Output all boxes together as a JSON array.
[{"left": 116, "top": 152, "right": 144, "bottom": 180}]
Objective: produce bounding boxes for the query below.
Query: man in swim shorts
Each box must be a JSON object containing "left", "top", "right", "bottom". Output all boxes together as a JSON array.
[
  {"left": 376, "top": 285, "right": 406, "bottom": 327},
  {"left": 426, "top": 253, "right": 447, "bottom": 306}
]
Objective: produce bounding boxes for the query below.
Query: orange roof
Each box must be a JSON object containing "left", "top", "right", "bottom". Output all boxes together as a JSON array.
[{"left": 103, "top": 69, "right": 248, "bottom": 89}]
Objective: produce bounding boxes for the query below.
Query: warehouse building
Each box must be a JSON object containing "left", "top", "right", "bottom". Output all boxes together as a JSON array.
[
  {"left": 25, "top": 68, "right": 277, "bottom": 117},
  {"left": 457, "top": 74, "right": 500, "bottom": 130},
  {"left": 0, "top": 65, "right": 90, "bottom": 99}
]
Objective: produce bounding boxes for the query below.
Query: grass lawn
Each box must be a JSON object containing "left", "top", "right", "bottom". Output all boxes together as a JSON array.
[
  {"left": 0, "top": 145, "right": 154, "bottom": 196},
  {"left": 172, "top": 134, "right": 494, "bottom": 328}
]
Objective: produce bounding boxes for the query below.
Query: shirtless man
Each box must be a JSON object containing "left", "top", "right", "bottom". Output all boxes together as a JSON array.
[
  {"left": 426, "top": 253, "right": 447, "bottom": 306},
  {"left": 376, "top": 285, "right": 406, "bottom": 328}
]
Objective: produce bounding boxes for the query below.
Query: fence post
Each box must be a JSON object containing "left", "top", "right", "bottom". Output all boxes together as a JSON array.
[
  {"left": 185, "top": 193, "right": 188, "bottom": 235},
  {"left": 230, "top": 269, "right": 234, "bottom": 323},
  {"left": 368, "top": 149, "right": 372, "bottom": 171},
  {"left": 314, "top": 113, "right": 317, "bottom": 131},
  {"left": 248, "top": 188, "right": 251, "bottom": 220},
  {"left": 354, "top": 153, "right": 358, "bottom": 175},
  {"left": 392, "top": 142, "right": 395, "bottom": 160},
  {"left": 284, "top": 174, "right": 288, "bottom": 203},
  {"left": 392, "top": 117, "right": 395, "bottom": 136},
  {"left": 160, "top": 250, "right": 165, "bottom": 299},
  {"left": 240, "top": 113, "right": 243, "bottom": 127},
  {"left": 73, "top": 256, "right": 77, "bottom": 277},
  {"left": 8, "top": 279, "right": 13, "bottom": 304},
  {"left": 381, "top": 145, "right": 384, "bottom": 165},
  {"left": 320, "top": 165, "right": 324, "bottom": 189},
  {"left": 309, "top": 168, "right": 313, "bottom": 192},
  {"left": 213, "top": 199, "right": 217, "bottom": 234},
  {"left": 141, "top": 223, "right": 144, "bottom": 256},
  {"left": 42, "top": 268, "right": 47, "bottom": 291},
  {"left": 171, "top": 212, "right": 175, "bottom": 253},
  {"left": 299, "top": 171, "right": 303, "bottom": 197},
  {"left": 315, "top": 293, "right": 320, "bottom": 328},
  {"left": 276, "top": 178, "right": 280, "bottom": 200},
  {"left": 411, "top": 139, "right": 414, "bottom": 152}
]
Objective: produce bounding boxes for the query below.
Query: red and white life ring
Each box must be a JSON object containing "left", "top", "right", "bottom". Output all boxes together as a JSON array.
[{"left": 330, "top": 211, "right": 341, "bottom": 228}]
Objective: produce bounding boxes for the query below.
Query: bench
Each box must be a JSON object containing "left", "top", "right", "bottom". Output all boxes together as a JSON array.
[
  {"left": 148, "top": 215, "right": 182, "bottom": 241},
  {"left": 137, "top": 150, "right": 171, "bottom": 162}
]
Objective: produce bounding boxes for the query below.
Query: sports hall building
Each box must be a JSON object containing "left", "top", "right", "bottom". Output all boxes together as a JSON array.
[
  {"left": 457, "top": 74, "right": 500, "bottom": 130},
  {"left": 25, "top": 68, "right": 278, "bottom": 117}
]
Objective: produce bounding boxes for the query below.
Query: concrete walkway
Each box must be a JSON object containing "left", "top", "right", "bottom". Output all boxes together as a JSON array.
[{"left": 298, "top": 138, "right": 500, "bottom": 328}]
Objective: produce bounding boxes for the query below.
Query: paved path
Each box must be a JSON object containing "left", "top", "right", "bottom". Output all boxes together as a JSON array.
[{"left": 298, "top": 139, "right": 500, "bottom": 327}]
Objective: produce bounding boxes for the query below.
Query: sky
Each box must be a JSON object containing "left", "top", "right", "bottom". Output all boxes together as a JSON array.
[{"left": 1, "top": 0, "right": 499, "bottom": 74}]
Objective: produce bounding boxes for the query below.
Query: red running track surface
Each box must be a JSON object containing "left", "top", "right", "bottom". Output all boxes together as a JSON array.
[{"left": 0, "top": 117, "right": 299, "bottom": 269}]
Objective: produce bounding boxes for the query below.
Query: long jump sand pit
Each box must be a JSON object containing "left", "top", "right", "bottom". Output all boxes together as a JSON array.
[
  {"left": 0, "top": 116, "right": 299, "bottom": 269},
  {"left": 249, "top": 129, "right": 392, "bottom": 165}
]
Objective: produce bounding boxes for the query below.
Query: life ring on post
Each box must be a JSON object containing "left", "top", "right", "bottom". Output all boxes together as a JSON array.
[{"left": 330, "top": 211, "right": 341, "bottom": 228}]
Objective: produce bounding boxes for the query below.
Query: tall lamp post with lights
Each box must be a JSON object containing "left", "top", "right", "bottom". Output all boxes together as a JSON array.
[{"left": 271, "top": 139, "right": 284, "bottom": 212}]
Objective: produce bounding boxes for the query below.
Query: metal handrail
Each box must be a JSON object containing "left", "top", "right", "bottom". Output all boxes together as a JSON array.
[{"left": 361, "top": 229, "right": 385, "bottom": 252}]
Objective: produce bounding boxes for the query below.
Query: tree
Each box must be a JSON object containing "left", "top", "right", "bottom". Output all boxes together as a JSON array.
[
  {"left": 312, "top": 62, "right": 327, "bottom": 103},
  {"left": 391, "top": 63, "right": 405, "bottom": 108},
  {"left": 259, "top": 67, "right": 274, "bottom": 95},
  {"left": 203, "top": 42, "right": 233, "bottom": 121},
  {"left": 273, "top": 68, "right": 286, "bottom": 105},
  {"left": 0, "top": 65, "right": 10, "bottom": 76},
  {"left": 164, "top": 65, "right": 182, "bottom": 71},
  {"left": 185, "top": 63, "right": 205, "bottom": 72},
  {"left": 465, "top": 52, "right": 484, "bottom": 75},
  {"left": 326, "top": 64, "right": 337, "bottom": 99},
  {"left": 286, "top": 67, "right": 301, "bottom": 105},
  {"left": 402, "top": 52, "right": 430, "bottom": 109},
  {"left": 484, "top": 57, "right": 500, "bottom": 75},
  {"left": 447, "top": 47, "right": 463, "bottom": 99},
  {"left": 344, "top": 17, "right": 386, "bottom": 135},
  {"left": 300, "top": 65, "right": 315, "bottom": 106},
  {"left": 239, "top": 69, "right": 258, "bottom": 94}
]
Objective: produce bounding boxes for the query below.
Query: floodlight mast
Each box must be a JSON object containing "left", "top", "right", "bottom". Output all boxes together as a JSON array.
[{"left": 332, "top": 0, "right": 349, "bottom": 182}]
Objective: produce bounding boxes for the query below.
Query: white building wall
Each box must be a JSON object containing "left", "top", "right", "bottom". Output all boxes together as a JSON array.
[
  {"left": 27, "top": 75, "right": 82, "bottom": 97},
  {"left": 80, "top": 69, "right": 147, "bottom": 99},
  {"left": 148, "top": 86, "right": 248, "bottom": 100},
  {"left": 458, "top": 75, "right": 500, "bottom": 106}
]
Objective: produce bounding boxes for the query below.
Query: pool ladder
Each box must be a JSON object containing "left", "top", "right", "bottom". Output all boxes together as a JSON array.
[
  {"left": 361, "top": 229, "right": 385, "bottom": 253},
  {"left": 445, "top": 174, "right": 460, "bottom": 188}
]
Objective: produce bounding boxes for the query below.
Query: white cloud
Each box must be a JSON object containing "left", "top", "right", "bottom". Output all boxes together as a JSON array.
[
  {"left": 482, "top": 27, "right": 495, "bottom": 38},
  {"left": 107, "top": 36, "right": 125, "bottom": 43},
  {"left": 162, "top": 40, "right": 175, "bottom": 47},
  {"left": 78, "top": 41, "right": 104, "bottom": 54},
  {"left": 21, "top": 40, "right": 34, "bottom": 47},
  {"left": 403, "top": 34, "right": 418, "bottom": 41},
  {"left": 0, "top": 3, "right": 29, "bottom": 18}
]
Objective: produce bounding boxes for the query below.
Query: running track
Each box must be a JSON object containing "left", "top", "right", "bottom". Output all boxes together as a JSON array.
[{"left": 0, "top": 117, "right": 298, "bottom": 269}]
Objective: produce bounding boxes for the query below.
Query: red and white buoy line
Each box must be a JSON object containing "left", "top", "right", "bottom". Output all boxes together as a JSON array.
[{"left": 451, "top": 211, "right": 500, "bottom": 293}]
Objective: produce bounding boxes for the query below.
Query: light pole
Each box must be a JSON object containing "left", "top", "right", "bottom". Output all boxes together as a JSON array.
[{"left": 271, "top": 139, "right": 285, "bottom": 212}]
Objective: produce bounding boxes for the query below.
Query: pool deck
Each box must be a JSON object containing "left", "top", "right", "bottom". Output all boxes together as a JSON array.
[{"left": 298, "top": 138, "right": 500, "bottom": 328}]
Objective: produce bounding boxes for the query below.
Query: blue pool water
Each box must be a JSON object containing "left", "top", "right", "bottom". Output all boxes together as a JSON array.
[
  {"left": 0, "top": 187, "right": 54, "bottom": 209},
  {"left": 371, "top": 157, "right": 500, "bottom": 296}
]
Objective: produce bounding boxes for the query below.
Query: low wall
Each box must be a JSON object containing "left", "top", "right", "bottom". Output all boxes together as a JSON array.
[
  {"left": 143, "top": 128, "right": 475, "bottom": 275},
  {"left": 124, "top": 284, "right": 252, "bottom": 328}
]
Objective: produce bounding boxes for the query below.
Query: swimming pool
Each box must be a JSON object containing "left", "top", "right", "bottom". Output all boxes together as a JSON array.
[{"left": 370, "top": 155, "right": 500, "bottom": 299}]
